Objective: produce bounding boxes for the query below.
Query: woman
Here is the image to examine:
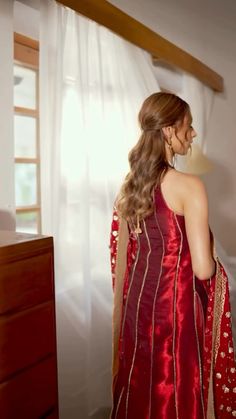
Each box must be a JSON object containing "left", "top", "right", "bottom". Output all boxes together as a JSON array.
[{"left": 110, "top": 93, "right": 236, "bottom": 419}]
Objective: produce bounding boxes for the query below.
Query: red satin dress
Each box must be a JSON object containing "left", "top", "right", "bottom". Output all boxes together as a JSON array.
[{"left": 110, "top": 185, "right": 236, "bottom": 419}]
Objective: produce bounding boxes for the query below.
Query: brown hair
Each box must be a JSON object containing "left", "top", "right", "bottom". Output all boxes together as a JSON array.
[{"left": 116, "top": 92, "right": 190, "bottom": 223}]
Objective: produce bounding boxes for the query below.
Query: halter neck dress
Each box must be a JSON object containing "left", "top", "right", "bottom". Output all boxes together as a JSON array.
[{"left": 111, "top": 185, "right": 207, "bottom": 418}]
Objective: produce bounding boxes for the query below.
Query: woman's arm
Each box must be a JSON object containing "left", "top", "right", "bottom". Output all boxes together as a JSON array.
[{"left": 183, "top": 175, "right": 216, "bottom": 280}]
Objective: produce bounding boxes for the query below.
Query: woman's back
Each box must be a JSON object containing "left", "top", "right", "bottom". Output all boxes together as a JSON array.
[{"left": 157, "top": 168, "right": 186, "bottom": 216}]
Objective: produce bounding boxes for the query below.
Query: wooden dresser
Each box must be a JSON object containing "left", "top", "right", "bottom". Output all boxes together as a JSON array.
[{"left": 0, "top": 231, "right": 58, "bottom": 419}]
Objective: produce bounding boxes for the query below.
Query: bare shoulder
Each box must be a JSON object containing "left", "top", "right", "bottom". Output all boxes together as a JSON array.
[
  {"left": 173, "top": 170, "right": 208, "bottom": 210},
  {"left": 176, "top": 171, "right": 205, "bottom": 191},
  {"left": 165, "top": 169, "right": 206, "bottom": 192},
  {"left": 162, "top": 169, "right": 208, "bottom": 214}
]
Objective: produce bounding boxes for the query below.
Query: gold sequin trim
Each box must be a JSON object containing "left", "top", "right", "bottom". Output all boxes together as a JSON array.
[{"left": 212, "top": 260, "right": 227, "bottom": 363}]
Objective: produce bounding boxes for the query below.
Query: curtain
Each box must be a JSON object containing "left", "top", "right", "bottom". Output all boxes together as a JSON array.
[
  {"left": 40, "top": 1, "right": 160, "bottom": 418},
  {"left": 176, "top": 73, "right": 214, "bottom": 174},
  {"left": 176, "top": 74, "right": 236, "bottom": 343}
]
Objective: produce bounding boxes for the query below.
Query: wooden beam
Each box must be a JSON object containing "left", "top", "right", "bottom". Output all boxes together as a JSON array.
[
  {"left": 14, "top": 33, "right": 39, "bottom": 68},
  {"left": 57, "top": 0, "right": 223, "bottom": 92},
  {"left": 14, "top": 33, "right": 39, "bottom": 51}
]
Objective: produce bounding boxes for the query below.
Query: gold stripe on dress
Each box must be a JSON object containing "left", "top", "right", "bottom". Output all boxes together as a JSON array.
[
  {"left": 120, "top": 232, "right": 141, "bottom": 346},
  {"left": 114, "top": 223, "right": 140, "bottom": 419},
  {"left": 193, "top": 275, "right": 206, "bottom": 419},
  {"left": 173, "top": 214, "right": 183, "bottom": 419},
  {"left": 125, "top": 220, "right": 152, "bottom": 419},
  {"left": 148, "top": 209, "right": 165, "bottom": 418},
  {"left": 114, "top": 386, "right": 125, "bottom": 419}
]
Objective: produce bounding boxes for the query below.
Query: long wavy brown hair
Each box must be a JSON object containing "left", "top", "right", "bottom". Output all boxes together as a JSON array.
[{"left": 116, "top": 92, "right": 190, "bottom": 224}]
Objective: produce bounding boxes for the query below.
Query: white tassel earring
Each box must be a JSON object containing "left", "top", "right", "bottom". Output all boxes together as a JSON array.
[{"left": 167, "top": 138, "right": 176, "bottom": 167}]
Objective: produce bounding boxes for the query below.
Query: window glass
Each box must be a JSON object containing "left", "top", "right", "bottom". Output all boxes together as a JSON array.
[
  {"left": 14, "top": 65, "right": 36, "bottom": 109},
  {"left": 15, "top": 163, "right": 37, "bottom": 206},
  {"left": 14, "top": 115, "right": 37, "bottom": 158},
  {"left": 16, "top": 211, "right": 38, "bottom": 234}
]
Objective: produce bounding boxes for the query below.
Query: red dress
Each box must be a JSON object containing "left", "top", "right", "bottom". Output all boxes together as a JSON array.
[{"left": 110, "top": 186, "right": 236, "bottom": 419}]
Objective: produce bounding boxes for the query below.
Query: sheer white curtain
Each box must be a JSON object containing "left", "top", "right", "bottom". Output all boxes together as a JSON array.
[
  {"left": 40, "top": 1, "right": 160, "bottom": 418},
  {"left": 176, "top": 73, "right": 214, "bottom": 173},
  {"left": 177, "top": 74, "right": 236, "bottom": 342}
]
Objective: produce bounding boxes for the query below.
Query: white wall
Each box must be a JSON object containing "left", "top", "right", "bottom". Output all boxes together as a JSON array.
[
  {"left": 14, "top": 0, "right": 39, "bottom": 40},
  {"left": 0, "top": 0, "right": 15, "bottom": 230},
  {"left": 110, "top": 0, "right": 236, "bottom": 256}
]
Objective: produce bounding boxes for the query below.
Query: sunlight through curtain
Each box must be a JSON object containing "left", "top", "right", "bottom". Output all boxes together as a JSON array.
[{"left": 40, "top": 1, "right": 160, "bottom": 417}]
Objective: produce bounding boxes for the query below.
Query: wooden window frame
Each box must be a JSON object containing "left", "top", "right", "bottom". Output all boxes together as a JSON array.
[{"left": 14, "top": 33, "right": 41, "bottom": 233}]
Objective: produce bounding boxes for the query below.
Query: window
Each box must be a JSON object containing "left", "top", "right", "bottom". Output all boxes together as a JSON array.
[{"left": 14, "top": 33, "right": 41, "bottom": 233}]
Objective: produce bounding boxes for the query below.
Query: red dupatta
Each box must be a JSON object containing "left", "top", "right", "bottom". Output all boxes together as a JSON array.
[
  {"left": 109, "top": 208, "right": 236, "bottom": 418},
  {"left": 202, "top": 256, "right": 236, "bottom": 417}
]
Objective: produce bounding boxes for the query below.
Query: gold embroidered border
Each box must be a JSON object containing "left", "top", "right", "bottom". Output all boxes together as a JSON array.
[
  {"left": 213, "top": 259, "right": 226, "bottom": 363},
  {"left": 112, "top": 216, "right": 129, "bottom": 378},
  {"left": 206, "top": 248, "right": 225, "bottom": 419},
  {"left": 193, "top": 277, "right": 206, "bottom": 418}
]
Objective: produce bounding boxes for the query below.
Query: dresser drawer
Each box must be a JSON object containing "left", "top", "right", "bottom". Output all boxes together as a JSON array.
[
  {"left": 0, "top": 302, "right": 56, "bottom": 382},
  {"left": 0, "top": 356, "right": 58, "bottom": 419},
  {"left": 0, "top": 252, "right": 54, "bottom": 314}
]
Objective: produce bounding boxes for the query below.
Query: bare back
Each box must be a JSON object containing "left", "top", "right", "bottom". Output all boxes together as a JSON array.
[{"left": 160, "top": 169, "right": 186, "bottom": 216}]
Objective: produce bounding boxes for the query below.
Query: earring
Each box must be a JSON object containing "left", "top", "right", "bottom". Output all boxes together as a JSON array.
[
  {"left": 167, "top": 138, "right": 173, "bottom": 153},
  {"left": 172, "top": 153, "right": 177, "bottom": 168},
  {"left": 167, "top": 138, "right": 176, "bottom": 167}
]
